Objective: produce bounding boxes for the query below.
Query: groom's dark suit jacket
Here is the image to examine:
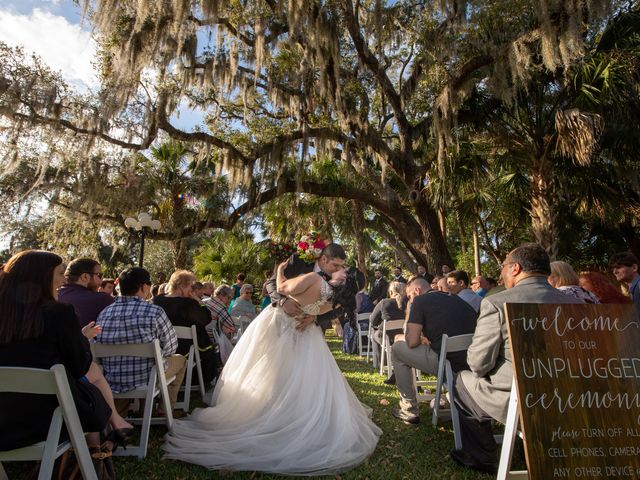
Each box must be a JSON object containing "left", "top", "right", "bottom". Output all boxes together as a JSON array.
[{"left": 266, "top": 254, "right": 342, "bottom": 330}]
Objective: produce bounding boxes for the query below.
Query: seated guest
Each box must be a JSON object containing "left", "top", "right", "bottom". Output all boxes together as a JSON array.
[
  {"left": 470, "top": 275, "right": 491, "bottom": 298},
  {"left": 355, "top": 285, "right": 374, "bottom": 315},
  {"left": 203, "top": 284, "right": 237, "bottom": 339},
  {"left": 153, "top": 270, "right": 219, "bottom": 385},
  {"left": 446, "top": 270, "right": 482, "bottom": 311},
  {"left": 96, "top": 267, "right": 186, "bottom": 413},
  {"left": 99, "top": 278, "right": 116, "bottom": 295},
  {"left": 390, "top": 276, "right": 477, "bottom": 425},
  {"left": 0, "top": 250, "right": 111, "bottom": 452},
  {"left": 202, "top": 281, "right": 214, "bottom": 300},
  {"left": 430, "top": 275, "right": 442, "bottom": 290},
  {"left": 260, "top": 271, "right": 272, "bottom": 309},
  {"left": 579, "top": 271, "right": 631, "bottom": 304},
  {"left": 150, "top": 283, "right": 161, "bottom": 298},
  {"left": 451, "top": 243, "right": 581, "bottom": 473},
  {"left": 192, "top": 281, "right": 205, "bottom": 300},
  {"left": 230, "top": 283, "right": 257, "bottom": 321},
  {"left": 232, "top": 273, "right": 245, "bottom": 300},
  {"left": 609, "top": 252, "right": 640, "bottom": 308},
  {"left": 33, "top": 257, "right": 132, "bottom": 439},
  {"left": 549, "top": 261, "right": 600, "bottom": 303},
  {"left": 57, "top": 257, "right": 114, "bottom": 328},
  {"left": 485, "top": 276, "right": 505, "bottom": 296},
  {"left": 436, "top": 276, "right": 449, "bottom": 292},
  {"left": 370, "top": 281, "right": 407, "bottom": 367}
]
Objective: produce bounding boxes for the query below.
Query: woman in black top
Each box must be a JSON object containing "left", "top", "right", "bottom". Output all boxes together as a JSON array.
[
  {"left": 153, "top": 270, "right": 220, "bottom": 384},
  {"left": 0, "top": 250, "right": 111, "bottom": 451},
  {"left": 370, "top": 281, "right": 407, "bottom": 353}
]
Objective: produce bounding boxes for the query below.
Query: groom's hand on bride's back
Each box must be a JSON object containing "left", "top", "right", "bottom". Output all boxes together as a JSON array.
[{"left": 295, "top": 314, "right": 316, "bottom": 331}]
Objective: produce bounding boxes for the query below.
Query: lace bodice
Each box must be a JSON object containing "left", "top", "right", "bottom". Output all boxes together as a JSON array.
[{"left": 301, "top": 278, "right": 333, "bottom": 316}]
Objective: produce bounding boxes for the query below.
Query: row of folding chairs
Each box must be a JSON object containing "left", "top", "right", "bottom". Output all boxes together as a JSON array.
[{"left": 1, "top": 328, "right": 209, "bottom": 478}]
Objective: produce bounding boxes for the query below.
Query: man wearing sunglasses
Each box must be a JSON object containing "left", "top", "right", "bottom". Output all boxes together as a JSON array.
[{"left": 58, "top": 257, "right": 114, "bottom": 328}]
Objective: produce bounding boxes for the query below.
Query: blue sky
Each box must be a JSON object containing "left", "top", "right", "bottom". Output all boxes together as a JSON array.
[{"left": 0, "top": 0, "right": 205, "bottom": 130}]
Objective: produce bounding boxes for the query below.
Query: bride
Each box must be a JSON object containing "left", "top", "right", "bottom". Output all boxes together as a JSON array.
[{"left": 163, "top": 259, "right": 381, "bottom": 475}]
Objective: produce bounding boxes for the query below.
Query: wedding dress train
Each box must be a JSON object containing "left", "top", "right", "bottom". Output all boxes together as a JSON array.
[{"left": 163, "top": 293, "right": 381, "bottom": 476}]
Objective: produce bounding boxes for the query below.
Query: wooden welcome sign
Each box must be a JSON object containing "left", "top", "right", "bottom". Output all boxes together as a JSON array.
[{"left": 505, "top": 303, "right": 640, "bottom": 480}]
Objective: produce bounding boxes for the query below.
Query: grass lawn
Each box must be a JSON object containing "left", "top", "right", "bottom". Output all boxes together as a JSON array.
[{"left": 4, "top": 332, "right": 494, "bottom": 479}]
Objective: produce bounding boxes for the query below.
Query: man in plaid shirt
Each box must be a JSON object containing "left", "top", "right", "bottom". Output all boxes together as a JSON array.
[
  {"left": 203, "top": 284, "right": 237, "bottom": 338},
  {"left": 96, "top": 267, "right": 186, "bottom": 412}
]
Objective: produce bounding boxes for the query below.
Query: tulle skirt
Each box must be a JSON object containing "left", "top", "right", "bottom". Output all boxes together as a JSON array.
[{"left": 163, "top": 305, "right": 381, "bottom": 476}]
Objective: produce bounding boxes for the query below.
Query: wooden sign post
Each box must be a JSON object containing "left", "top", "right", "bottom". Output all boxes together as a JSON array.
[{"left": 505, "top": 303, "right": 640, "bottom": 480}]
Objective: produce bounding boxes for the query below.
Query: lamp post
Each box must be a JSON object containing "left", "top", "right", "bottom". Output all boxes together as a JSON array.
[{"left": 124, "top": 213, "right": 161, "bottom": 267}]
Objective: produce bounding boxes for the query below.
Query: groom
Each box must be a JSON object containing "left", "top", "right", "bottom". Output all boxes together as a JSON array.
[{"left": 266, "top": 243, "right": 347, "bottom": 331}]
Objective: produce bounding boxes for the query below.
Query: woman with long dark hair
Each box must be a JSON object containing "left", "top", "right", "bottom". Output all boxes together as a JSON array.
[{"left": 0, "top": 250, "right": 111, "bottom": 451}]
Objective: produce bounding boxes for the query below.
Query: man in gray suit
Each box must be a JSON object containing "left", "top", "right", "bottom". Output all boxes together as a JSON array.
[{"left": 450, "top": 243, "right": 582, "bottom": 474}]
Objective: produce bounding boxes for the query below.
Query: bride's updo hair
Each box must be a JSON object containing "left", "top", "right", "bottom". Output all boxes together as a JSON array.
[{"left": 332, "top": 266, "right": 365, "bottom": 327}]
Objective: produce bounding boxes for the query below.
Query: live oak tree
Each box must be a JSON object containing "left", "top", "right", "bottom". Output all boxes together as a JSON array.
[{"left": 1, "top": 0, "right": 632, "bottom": 269}]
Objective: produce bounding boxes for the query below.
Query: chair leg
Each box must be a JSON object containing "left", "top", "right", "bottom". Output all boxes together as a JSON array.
[
  {"left": 444, "top": 363, "right": 463, "bottom": 450},
  {"left": 134, "top": 373, "right": 158, "bottom": 459},
  {"left": 38, "top": 408, "right": 64, "bottom": 480},
  {"left": 497, "top": 383, "right": 522, "bottom": 480},
  {"left": 195, "top": 352, "right": 206, "bottom": 398},
  {"left": 386, "top": 345, "right": 393, "bottom": 379},
  {"left": 379, "top": 334, "right": 386, "bottom": 375},
  {"left": 432, "top": 374, "right": 443, "bottom": 426},
  {"left": 181, "top": 354, "right": 194, "bottom": 412}
]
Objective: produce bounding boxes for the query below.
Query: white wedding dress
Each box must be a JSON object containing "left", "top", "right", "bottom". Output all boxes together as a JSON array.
[{"left": 163, "top": 278, "right": 381, "bottom": 475}]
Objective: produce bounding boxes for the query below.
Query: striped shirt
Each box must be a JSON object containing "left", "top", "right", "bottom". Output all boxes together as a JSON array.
[
  {"left": 203, "top": 296, "right": 236, "bottom": 335},
  {"left": 96, "top": 296, "right": 177, "bottom": 393}
]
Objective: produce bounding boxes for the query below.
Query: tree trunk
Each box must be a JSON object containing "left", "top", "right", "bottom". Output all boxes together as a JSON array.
[
  {"left": 351, "top": 201, "right": 368, "bottom": 278},
  {"left": 457, "top": 211, "right": 467, "bottom": 254},
  {"left": 530, "top": 155, "right": 559, "bottom": 259},
  {"left": 438, "top": 207, "right": 447, "bottom": 240},
  {"left": 172, "top": 239, "right": 187, "bottom": 269},
  {"left": 473, "top": 226, "right": 481, "bottom": 276},
  {"left": 414, "top": 199, "right": 454, "bottom": 274}
]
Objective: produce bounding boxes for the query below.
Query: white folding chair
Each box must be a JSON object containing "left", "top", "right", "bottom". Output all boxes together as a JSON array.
[
  {"left": 92, "top": 340, "right": 175, "bottom": 459},
  {"left": 428, "top": 333, "right": 474, "bottom": 450},
  {"left": 356, "top": 312, "right": 371, "bottom": 357},
  {"left": 0, "top": 365, "right": 98, "bottom": 480},
  {"left": 496, "top": 380, "right": 528, "bottom": 479},
  {"left": 379, "top": 318, "right": 405, "bottom": 377},
  {"left": 366, "top": 322, "right": 375, "bottom": 363},
  {"left": 235, "top": 316, "right": 252, "bottom": 341},
  {"left": 173, "top": 325, "right": 206, "bottom": 412}
]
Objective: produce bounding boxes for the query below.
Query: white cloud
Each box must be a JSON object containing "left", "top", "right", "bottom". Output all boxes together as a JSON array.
[{"left": 0, "top": 7, "right": 97, "bottom": 90}]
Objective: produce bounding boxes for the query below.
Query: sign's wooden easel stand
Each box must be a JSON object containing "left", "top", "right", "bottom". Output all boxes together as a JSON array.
[{"left": 496, "top": 381, "right": 528, "bottom": 480}]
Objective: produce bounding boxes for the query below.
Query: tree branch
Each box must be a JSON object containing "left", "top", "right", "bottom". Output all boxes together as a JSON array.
[{"left": 342, "top": 0, "right": 410, "bottom": 138}]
